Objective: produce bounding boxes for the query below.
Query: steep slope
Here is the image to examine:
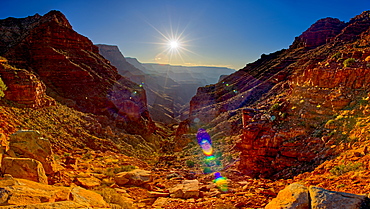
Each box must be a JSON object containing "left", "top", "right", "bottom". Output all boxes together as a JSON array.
[
  {"left": 186, "top": 11, "right": 370, "bottom": 179},
  {"left": 0, "top": 11, "right": 154, "bottom": 136}
]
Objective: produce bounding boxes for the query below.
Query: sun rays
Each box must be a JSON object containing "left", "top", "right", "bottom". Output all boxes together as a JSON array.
[{"left": 144, "top": 20, "right": 198, "bottom": 65}]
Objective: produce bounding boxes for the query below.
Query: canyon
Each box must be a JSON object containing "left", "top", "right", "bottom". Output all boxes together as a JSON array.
[{"left": 0, "top": 9, "right": 370, "bottom": 209}]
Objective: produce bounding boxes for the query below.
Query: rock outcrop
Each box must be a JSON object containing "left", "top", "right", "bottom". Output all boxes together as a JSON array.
[
  {"left": 0, "top": 63, "right": 54, "bottom": 108},
  {"left": 290, "top": 17, "right": 346, "bottom": 49},
  {"left": 266, "top": 183, "right": 369, "bottom": 209}
]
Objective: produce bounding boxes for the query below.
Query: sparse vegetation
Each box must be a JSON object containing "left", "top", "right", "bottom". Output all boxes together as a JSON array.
[
  {"left": 0, "top": 76, "right": 7, "bottom": 98},
  {"left": 186, "top": 160, "right": 195, "bottom": 168},
  {"left": 330, "top": 162, "right": 362, "bottom": 176},
  {"left": 269, "top": 103, "right": 280, "bottom": 111},
  {"left": 343, "top": 58, "right": 356, "bottom": 67}
]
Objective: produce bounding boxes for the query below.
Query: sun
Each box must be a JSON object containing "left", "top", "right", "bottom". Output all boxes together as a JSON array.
[
  {"left": 145, "top": 20, "right": 198, "bottom": 65},
  {"left": 170, "top": 40, "right": 179, "bottom": 49}
]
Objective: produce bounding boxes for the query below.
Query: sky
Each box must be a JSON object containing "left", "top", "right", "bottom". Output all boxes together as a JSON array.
[{"left": 1, "top": 0, "right": 370, "bottom": 70}]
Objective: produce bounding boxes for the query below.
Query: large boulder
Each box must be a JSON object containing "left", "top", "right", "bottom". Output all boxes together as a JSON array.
[
  {"left": 265, "top": 183, "right": 309, "bottom": 209},
  {"left": 169, "top": 179, "right": 200, "bottom": 199},
  {"left": 8, "top": 130, "right": 58, "bottom": 175},
  {"left": 0, "top": 177, "right": 108, "bottom": 208},
  {"left": 115, "top": 169, "right": 152, "bottom": 186},
  {"left": 70, "top": 186, "right": 108, "bottom": 208},
  {"left": 1, "top": 157, "right": 48, "bottom": 184},
  {"left": 0, "top": 177, "right": 70, "bottom": 205},
  {"left": 309, "top": 186, "right": 368, "bottom": 209}
]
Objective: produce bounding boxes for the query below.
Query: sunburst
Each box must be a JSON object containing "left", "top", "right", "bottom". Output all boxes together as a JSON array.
[{"left": 145, "top": 21, "right": 197, "bottom": 65}]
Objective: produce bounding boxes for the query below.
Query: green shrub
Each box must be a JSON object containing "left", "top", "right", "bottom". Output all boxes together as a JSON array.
[
  {"left": 0, "top": 76, "right": 7, "bottom": 98},
  {"left": 186, "top": 160, "right": 195, "bottom": 168},
  {"left": 270, "top": 103, "right": 280, "bottom": 111},
  {"left": 343, "top": 58, "right": 356, "bottom": 67},
  {"left": 330, "top": 162, "right": 362, "bottom": 176}
]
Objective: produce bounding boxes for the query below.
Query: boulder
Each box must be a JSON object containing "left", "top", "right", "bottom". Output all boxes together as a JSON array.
[
  {"left": 0, "top": 177, "right": 108, "bottom": 207},
  {"left": 8, "top": 130, "right": 58, "bottom": 175},
  {"left": 75, "top": 177, "right": 101, "bottom": 189},
  {"left": 265, "top": 183, "right": 309, "bottom": 209},
  {"left": 70, "top": 186, "right": 108, "bottom": 208},
  {"left": 115, "top": 169, "right": 152, "bottom": 186},
  {"left": 1, "top": 157, "right": 48, "bottom": 184},
  {"left": 309, "top": 186, "right": 367, "bottom": 209},
  {"left": 169, "top": 179, "right": 200, "bottom": 199},
  {"left": 0, "top": 178, "right": 70, "bottom": 205}
]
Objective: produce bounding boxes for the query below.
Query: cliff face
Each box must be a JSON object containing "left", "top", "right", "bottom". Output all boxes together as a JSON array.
[
  {"left": 0, "top": 11, "right": 153, "bottom": 136},
  {"left": 188, "top": 11, "right": 370, "bottom": 179},
  {"left": 0, "top": 62, "right": 54, "bottom": 108}
]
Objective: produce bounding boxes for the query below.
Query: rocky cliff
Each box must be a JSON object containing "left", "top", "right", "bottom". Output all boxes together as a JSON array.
[
  {"left": 187, "top": 11, "right": 370, "bottom": 179},
  {"left": 0, "top": 11, "right": 154, "bottom": 136}
]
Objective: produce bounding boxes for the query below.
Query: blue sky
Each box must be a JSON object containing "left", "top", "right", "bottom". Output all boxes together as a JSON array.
[{"left": 1, "top": 0, "right": 370, "bottom": 69}]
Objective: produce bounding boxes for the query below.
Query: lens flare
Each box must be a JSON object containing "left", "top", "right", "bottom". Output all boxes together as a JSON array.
[
  {"left": 197, "top": 128, "right": 228, "bottom": 192},
  {"left": 214, "top": 172, "right": 228, "bottom": 192},
  {"left": 197, "top": 128, "right": 213, "bottom": 156},
  {"left": 199, "top": 139, "right": 213, "bottom": 156}
]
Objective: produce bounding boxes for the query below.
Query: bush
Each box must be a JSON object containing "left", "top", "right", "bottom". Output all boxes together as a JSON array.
[
  {"left": 186, "top": 160, "right": 195, "bottom": 168},
  {"left": 269, "top": 103, "right": 280, "bottom": 111},
  {"left": 0, "top": 76, "right": 7, "bottom": 98},
  {"left": 343, "top": 58, "right": 356, "bottom": 67},
  {"left": 330, "top": 162, "right": 362, "bottom": 176}
]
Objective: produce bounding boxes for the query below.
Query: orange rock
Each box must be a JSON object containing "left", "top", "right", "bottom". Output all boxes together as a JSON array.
[
  {"left": 1, "top": 157, "right": 48, "bottom": 184},
  {"left": 265, "top": 183, "right": 309, "bottom": 209},
  {"left": 8, "top": 130, "right": 58, "bottom": 175}
]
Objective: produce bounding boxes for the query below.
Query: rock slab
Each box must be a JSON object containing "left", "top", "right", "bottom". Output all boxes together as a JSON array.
[{"left": 169, "top": 179, "right": 200, "bottom": 199}]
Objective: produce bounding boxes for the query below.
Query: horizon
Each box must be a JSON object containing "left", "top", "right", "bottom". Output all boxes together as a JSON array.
[{"left": 1, "top": 0, "right": 370, "bottom": 69}]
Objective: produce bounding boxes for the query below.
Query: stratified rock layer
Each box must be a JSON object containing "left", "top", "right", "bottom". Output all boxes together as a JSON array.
[{"left": 0, "top": 63, "right": 54, "bottom": 108}]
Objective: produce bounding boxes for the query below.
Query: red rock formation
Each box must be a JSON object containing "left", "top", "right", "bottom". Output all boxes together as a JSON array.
[
  {"left": 290, "top": 17, "right": 346, "bottom": 49},
  {"left": 0, "top": 11, "right": 153, "bottom": 135},
  {"left": 0, "top": 63, "right": 54, "bottom": 108}
]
